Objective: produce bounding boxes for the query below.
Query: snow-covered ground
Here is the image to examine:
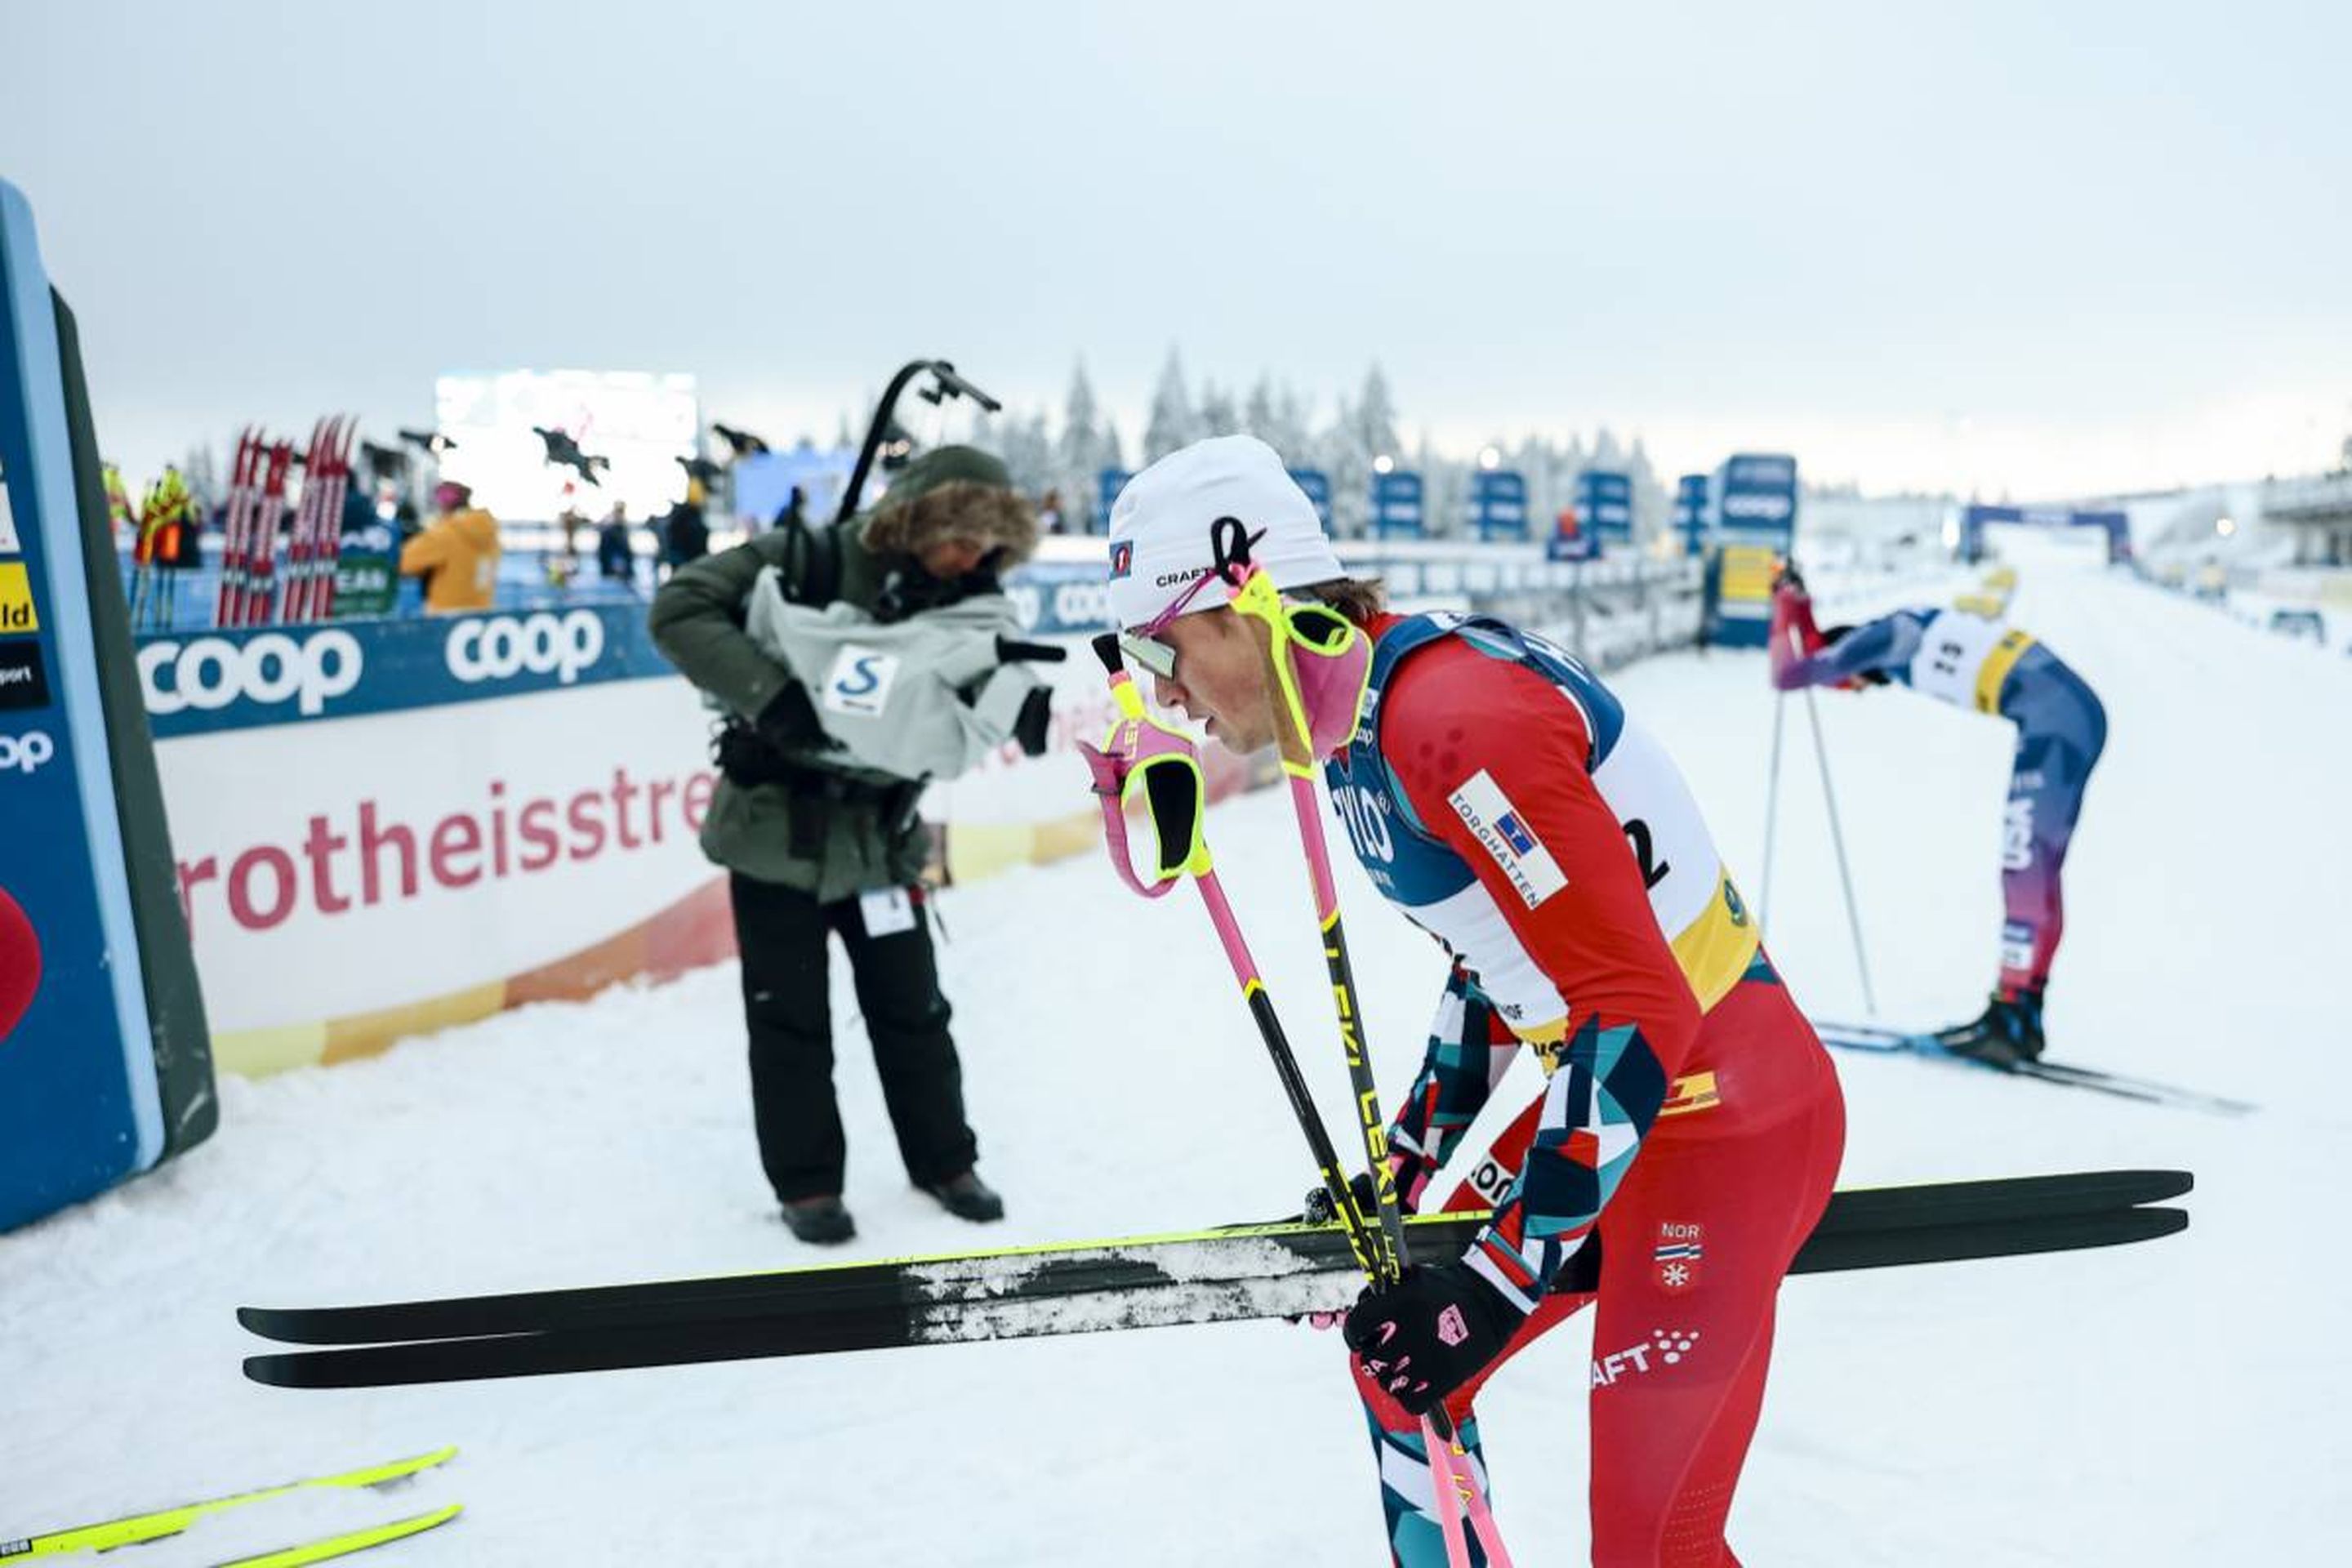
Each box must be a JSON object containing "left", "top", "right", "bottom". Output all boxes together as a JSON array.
[{"left": 7, "top": 541, "right": 2350, "bottom": 1565}]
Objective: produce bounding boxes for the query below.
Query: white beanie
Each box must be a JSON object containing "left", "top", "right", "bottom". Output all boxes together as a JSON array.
[{"left": 1106, "top": 435, "right": 1345, "bottom": 630}]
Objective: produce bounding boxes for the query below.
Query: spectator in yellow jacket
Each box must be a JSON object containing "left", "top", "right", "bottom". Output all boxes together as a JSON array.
[{"left": 400, "top": 481, "right": 501, "bottom": 614}]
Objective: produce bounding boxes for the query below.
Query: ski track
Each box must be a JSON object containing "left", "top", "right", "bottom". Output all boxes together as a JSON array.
[{"left": 5, "top": 544, "right": 2349, "bottom": 1564}]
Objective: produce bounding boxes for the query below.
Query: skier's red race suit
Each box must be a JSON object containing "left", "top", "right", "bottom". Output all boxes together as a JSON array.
[{"left": 1325, "top": 612, "right": 1846, "bottom": 1567}]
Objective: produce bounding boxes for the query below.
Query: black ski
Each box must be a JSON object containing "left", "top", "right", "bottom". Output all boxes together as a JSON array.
[
  {"left": 242, "top": 1177, "right": 2189, "bottom": 1389},
  {"left": 243, "top": 1207, "right": 2185, "bottom": 1390},
  {"left": 241, "top": 1169, "right": 2190, "bottom": 1350}
]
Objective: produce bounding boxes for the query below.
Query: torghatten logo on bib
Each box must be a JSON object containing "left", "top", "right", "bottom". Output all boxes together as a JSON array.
[{"left": 1446, "top": 768, "right": 1567, "bottom": 909}]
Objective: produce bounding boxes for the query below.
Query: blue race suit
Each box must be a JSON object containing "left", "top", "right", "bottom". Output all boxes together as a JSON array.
[{"left": 1778, "top": 606, "right": 2106, "bottom": 995}]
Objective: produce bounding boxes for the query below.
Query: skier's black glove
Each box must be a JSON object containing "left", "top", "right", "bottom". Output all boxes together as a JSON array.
[
  {"left": 754, "top": 680, "right": 836, "bottom": 752},
  {"left": 1013, "top": 685, "right": 1053, "bottom": 757},
  {"left": 1302, "top": 1169, "right": 1411, "bottom": 1227},
  {"left": 1815, "top": 626, "right": 1891, "bottom": 688},
  {"left": 1342, "top": 1261, "right": 1522, "bottom": 1417},
  {"left": 1286, "top": 1171, "right": 1412, "bottom": 1330}
]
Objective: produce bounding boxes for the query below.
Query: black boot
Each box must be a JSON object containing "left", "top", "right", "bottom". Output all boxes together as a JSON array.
[
  {"left": 923, "top": 1170, "right": 1004, "bottom": 1223},
  {"left": 781, "top": 1195, "right": 857, "bottom": 1245},
  {"left": 1935, "top": 989, "right": 2046, "bottom": 1066}
]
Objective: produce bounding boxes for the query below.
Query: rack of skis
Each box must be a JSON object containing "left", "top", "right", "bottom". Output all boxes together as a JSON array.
[
  {"left": 126, "top": 416, "right": 363, "bottom": 631},
  {"left": 207, "top": 416, "right": 359, "bottom": 628}
]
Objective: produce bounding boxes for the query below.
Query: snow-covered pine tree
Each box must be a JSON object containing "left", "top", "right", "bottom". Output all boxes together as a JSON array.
[
  {"left": 1354, "top": 363, "right": 1402, "bottom": 470},
  {"left": 996, "top": 410, "right": 1054, "bottom": 497},
  {"left": 184, "top": 442, "right": 220, "bottom": 514},
  {"left": 1591, "top": 425, "right": 1625, "bottom": 474},
  {"left": 1058, "top": 361, "right": 1115, "bottom": 523},
  {"left": 1244, "top": 376, "right": 1279, "bottom": 448},
  {"left": 1511, "top": 434, "right": 1556, "bottom": 537},
  {"left": 1199, "top": 380, "right": 1240, "bottom": 438},
  {"left": 1320, "top": 390, "right": 1370, "bottom": 540},
  {"left": 1143, "top": 349, "right": 1201, "bottom": 462},
  {"left": 1628, "top": 435, "right": 1669, "bottom": 548},
  {"left": 1266, "top": 381, "right": 1313, "bottom": 463},
  {"left": 1417, "top": 429, "right": 1465, "bottom": 538}
]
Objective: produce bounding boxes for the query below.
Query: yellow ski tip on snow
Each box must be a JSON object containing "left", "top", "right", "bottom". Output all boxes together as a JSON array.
[{"left": 216, "top": 1503, "right": 464, "bottom": 1568}]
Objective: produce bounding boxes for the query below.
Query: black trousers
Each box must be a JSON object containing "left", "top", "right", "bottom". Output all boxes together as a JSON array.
[{"left": 729, "top": 873, "right": 978, "bottom": 1203}]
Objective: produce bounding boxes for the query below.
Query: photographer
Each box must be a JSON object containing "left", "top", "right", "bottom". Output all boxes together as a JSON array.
[{"left": 649, "top": 445, "right": 1046, "bottom": 1244}]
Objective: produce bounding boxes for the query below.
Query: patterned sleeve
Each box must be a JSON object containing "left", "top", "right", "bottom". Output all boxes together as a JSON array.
[
  {"left": 1776, "top": 609, "right": 1920, "bottom": 691},
  {"left": 1386, "top": 961, "right": 1520, "bottom": 1210},
  {"left": 1381, "top": 648, "right": 1702, "bottom": 1314}
]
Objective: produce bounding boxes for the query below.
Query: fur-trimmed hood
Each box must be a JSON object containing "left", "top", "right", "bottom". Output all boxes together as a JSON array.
[{"left": 858, "top": 445, "right": 1040, "bottom": 568}]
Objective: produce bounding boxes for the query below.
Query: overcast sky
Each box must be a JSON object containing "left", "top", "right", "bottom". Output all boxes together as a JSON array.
[{"left": 5, "top": 0, "right": 2347, "bottom": 499}]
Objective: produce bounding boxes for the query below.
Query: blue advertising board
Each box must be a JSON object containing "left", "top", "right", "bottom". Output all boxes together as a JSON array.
[
  {"left": 1370, "top": 470, "right": 1425, "bottom": 539},
  {"left": 1576, "top": 469, "right": 1633, "bottom": 545},
  {"left": 126, "top": 559, "right": 1131, "bottom": 747},
  {"left": 1674, "top": 473, "right": 1710, "bottom": 557},
  {"left": 1711, "top": 452, "right": 1798, "bottom": 546},
  {"left": 1704, "top": 452, "right": 1798, "bottom": 648},
  {"left": 1096, "top": 467, "right": 1130, "bottom": 534},
  {"left": 1286, "top": 468, "right": 1332, "bottom": 531},
  {"left": 1468, "top": 470, "right": 1528, "bottom": 541},
  {"left": 2, "top": 180, "right": 215, "bottom": 1232},
  {"left": 134, "top": 604, "right": 678, "bottom": 741}
]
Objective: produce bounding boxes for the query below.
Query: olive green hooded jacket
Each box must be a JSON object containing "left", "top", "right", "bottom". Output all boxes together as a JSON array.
[{"left": 647, "top": 446, "right": 1037, "bottom": 898}]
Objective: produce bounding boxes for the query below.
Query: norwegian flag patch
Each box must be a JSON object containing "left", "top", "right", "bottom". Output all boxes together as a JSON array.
[{"left": 1654, "top": 1221, "right": 1704, "bottom": 1294}]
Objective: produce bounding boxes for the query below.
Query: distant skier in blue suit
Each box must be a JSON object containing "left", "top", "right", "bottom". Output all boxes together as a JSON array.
[{"left": 1772, "top": 577, "right": 2106, "bottom": 1062}]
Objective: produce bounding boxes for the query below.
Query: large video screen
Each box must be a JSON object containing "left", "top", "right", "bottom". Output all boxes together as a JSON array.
[{"left": 434, "top": 369, "right": 698, "bottom": 523}]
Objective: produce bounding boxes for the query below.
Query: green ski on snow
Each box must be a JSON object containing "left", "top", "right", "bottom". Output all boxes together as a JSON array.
[
  {"left": 209, "top": 1504, "right": 461, "bottom": 1568},
  {"left": 2, "top": 1446, "right": 456, "bottom": 1560}
]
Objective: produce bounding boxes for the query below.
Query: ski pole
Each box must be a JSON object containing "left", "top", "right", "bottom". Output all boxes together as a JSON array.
[
  {"left": 1229, "top": 568, "right": 1406, "bottom": 1275},
  {"left": 1225, "top": 566, "right": 1512, "bottom": 1568},
  {"left": 1079, "top": 636, "right": 1509, "bottom": 1568},
  {"left": 1802, "top": 687, "right": 1878, "bottom": 1015},
  {"left": 1077, "top": 641, "right": 1383, "bottom": 1278},
  {"left": 1762, "top": 568, "right": 1824, "bottom": 930}
]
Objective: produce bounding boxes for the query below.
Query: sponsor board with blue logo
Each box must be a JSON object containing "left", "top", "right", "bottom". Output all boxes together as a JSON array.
[
  {"left": 0, "top": 639, "right": 48, "bottom": 709},
  {"left": 133, "top": 604, "right": 662, "bottom": 739},
  {"left": 2, "top": 176, "right": 218, "bottom": 1231},
  {"left": 1371, "top": 470, "right": 1425, "bottom": 539},
  {"left": 1470, "top": 470, "right": 1530, "bottom": 541},
  {"left": 1288, "top": 468, "right": 1333, "bottom": 530},
  {"left": 1577, "top": 470, "right": 1635, "bottom": 545}
]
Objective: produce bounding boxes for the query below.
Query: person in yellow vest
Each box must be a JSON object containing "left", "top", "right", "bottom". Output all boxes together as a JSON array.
[
  {"left": 399, "top": 480, "right": 501, "bottom": 614},
  {"left": 136, "top": 467, "right": 198, "bottom": 568},
  {"left": 103, "top": 463, "right": 136, "bottom": 543}
]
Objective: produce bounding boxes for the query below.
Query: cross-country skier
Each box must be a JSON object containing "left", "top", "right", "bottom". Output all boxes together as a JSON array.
[
  {"left": 1106, "top": 437, "right": 1846, "bottom": 1567},
  {"left": 1769, "top": 572, "right": 2106, "bottom": 1062}
]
